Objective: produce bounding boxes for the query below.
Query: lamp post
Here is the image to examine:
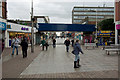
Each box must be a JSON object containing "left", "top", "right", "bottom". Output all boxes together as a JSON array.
[
  {"left": 95, "top": 9, "right": 98, "bottom": 39},
  {"left": 31, "top": 0, "right": 34, "bottom": 53}
]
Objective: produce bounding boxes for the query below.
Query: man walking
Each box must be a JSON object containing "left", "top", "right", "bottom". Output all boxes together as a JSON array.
[
  {"left": 53, "top": 38, "right": 56, "bottom": 48},
  {"left": 71, "top": 39, "right": 74, "bottom": 47},
  {"left": 20, "top": 37, "right": 28, "bottom": 58},
  {"left": 11, "top": 37, "right": 20, "bottom": 56},
  {"left": 73, "top": 40, "right": 84, "bottom": 68},
  {"left": 64, "top": 38, "right": 70, "bottom": 52}
]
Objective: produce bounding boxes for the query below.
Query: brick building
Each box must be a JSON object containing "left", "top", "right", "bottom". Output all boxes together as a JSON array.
[
  {"left": 115, "top": 0, "right": 120, "bottom": 44},
  {"left": 2, "top": 0, "right": 7, "bottom": 19}
]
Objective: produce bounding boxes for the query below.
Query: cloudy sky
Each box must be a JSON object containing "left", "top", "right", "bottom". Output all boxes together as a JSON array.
[{"left": 7, "top": 0, "right": 114, "bottom": 24}]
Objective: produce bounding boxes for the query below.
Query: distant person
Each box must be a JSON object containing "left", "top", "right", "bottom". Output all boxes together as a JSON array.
[
  {"left": 45, "top": 41, "right": 49, "bottom": 51},
  {"left": 64, "top": 38, "right": 70, "bottom": 52},
  {"left": 94, "top": 39, "right": 98, "bottom": 48},
  {"left": 41, "top": 38, "right": 46, "bottom": 51},
  {"left": 2, "top": 39, "right": 5, "bottom": 52},
  {"left": 20, "top": 37, "right": 28, "bottom": 58},
  {"left": 72, "top": 40, "right": 84, "bottom": 68},
  {"left": 11, "top": 37, "right": 20, "bottom": 56},
  {"left": 71, "top": 39, "right": 74, "bottom": 47},
  {"left": 53, "top": 38, "right": 56, "bottom": 48}
]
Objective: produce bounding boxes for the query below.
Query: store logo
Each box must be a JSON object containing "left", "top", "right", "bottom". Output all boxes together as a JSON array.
[{"left": 21, "top": 27, "right": 29, "bottom": 31}]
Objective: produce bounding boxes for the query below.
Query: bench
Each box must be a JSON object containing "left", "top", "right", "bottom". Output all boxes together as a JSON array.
[
  {"left": 84, "top": 43, "right": 96, "bottom": 49},
  {"left": 103, "top": 44, "right": 120, "bottom": 50},
  {"left": 105, "top": 49, "right": 120, "bottom": 55}
]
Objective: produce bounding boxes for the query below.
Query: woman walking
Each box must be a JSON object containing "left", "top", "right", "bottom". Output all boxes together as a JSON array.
[{"left": 73, "top": 40, "right": 84, "bottom": 68}]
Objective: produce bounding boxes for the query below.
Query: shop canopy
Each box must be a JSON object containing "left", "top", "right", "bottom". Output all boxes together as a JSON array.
[{"left": 38, "top": 23, "right": 96, "bottom": 32}]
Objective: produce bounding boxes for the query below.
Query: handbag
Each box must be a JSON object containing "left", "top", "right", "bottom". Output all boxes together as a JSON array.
[
  {"left": 11, "top": 43, "right": 13, "bottom": 48},
  {"left": 72, "top": 50, "right": 75, "bottom": 55}
]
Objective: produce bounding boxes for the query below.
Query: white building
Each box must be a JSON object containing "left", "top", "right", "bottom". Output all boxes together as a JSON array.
[{"left": 5, "top": 22, "right": 37, "bottom": 47}]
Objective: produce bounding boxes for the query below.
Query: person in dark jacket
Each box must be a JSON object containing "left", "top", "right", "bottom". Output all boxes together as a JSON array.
[
  {"left": 53, "top": 38, "right": 56, "bottom": 48},
  {"left": 64, "top": 38, "right": 70, "bottom": 52},
  {"left": 45, "top": 41, "right": 49, "bottom": 51},
  {"left": 2, "top": 39, "right": 5, "bottom": 52},
  {"left": 21, "top": 38, "right": 28, "bottom": 58},
  {"left": 71, "top": 39, "right": 74, "bottom": 47},
  {"left": 73, "top": 40, "right": 84, "bottom": 68}
]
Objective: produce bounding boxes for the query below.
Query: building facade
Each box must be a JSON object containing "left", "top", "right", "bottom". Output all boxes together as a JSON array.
[
  {"left": 2, "top": 0, "right": 7, "bottom": 19},
  {"left": 0, "top": 0, "right": 2, "bottom": 18},
  {"left": 72, "top": 6, "right": 114, "bottom": 25},
  {"left": 115, "top": 1, "right": 120, "bottom": 44}
]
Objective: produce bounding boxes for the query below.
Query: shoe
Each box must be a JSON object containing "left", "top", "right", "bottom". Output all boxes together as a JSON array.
[
  {"left": 77, "top": 59, "right": 81, "bottom": 67},
  {"left": 74, "top": 61, "right": 79, "bottom": 68}
]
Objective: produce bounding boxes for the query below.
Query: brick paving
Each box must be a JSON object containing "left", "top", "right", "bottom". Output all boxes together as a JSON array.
[
  {"left": 19, "top": 70, "right": 118, "bottom": 78},
  {"left": 2, "top": 45, "right": 42, "bottom": 78}
]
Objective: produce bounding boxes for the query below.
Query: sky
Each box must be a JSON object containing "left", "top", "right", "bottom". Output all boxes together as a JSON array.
[{"left": 7, "top": 0, "right": 115, "bottom": 24}]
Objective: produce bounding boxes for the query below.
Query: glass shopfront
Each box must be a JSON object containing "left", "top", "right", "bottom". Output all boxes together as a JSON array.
[{"left": 9, "top": 32, "right": 31, "bottom": 46}]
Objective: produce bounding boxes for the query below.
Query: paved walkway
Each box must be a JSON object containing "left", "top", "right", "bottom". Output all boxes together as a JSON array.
[{"left": 2, "top": 38, "right": 118, "bottom": 78}]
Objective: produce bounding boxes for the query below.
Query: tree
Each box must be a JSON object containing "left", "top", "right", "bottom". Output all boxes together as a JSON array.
[{"left": 98, "top": 18, "right": 115, "bottom": 30}]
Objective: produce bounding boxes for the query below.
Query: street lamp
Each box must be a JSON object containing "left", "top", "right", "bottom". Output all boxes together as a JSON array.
[
  {"left": 31, "top": 0, "right": 34, "bottom": 53},
  {"left": 90, "top": 9, "right": 98, "bottom": 39},
  {"left": 95, "top": 9, "right": 98, "bottom": 39}
]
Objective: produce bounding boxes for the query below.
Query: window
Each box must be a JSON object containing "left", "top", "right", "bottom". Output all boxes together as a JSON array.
[{"left": 74, "top": 20, "right": 82, "bottom": 23}]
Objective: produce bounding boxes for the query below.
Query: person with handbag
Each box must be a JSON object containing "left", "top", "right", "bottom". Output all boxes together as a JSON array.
[
  {"left": 72, "top": 40, "right": 84, "bottom": 68},
  {"left": 11, "top": 37, "right": 20, "bottom": 56}
]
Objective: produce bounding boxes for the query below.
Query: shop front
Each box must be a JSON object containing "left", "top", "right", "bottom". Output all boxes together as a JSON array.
[
  {"left": 6, "top": 22, "right": 37, "bottom": 47},
  {"left": 97, "top": 31, "right": 115, "bottom": 46},
  {"left": 116, "top": 23, "right": 120, "bottom": 44}
]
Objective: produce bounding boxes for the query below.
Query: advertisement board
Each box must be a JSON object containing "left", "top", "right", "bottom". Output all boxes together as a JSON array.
[{"left": 116, "top": 24, "right": 120, "bottom": 30}]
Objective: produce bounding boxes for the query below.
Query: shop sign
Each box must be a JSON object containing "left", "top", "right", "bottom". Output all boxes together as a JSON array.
[
  {"left": 7, "top": 25, "right": 11, "bottom": 29},
  {"left": 116, "top": 24, "right": 120, "bottom": 30},
  {"left": 21, "top": 27, "right": 29, "bottom": 31},
  {"left": 97, "top": 31, "right": 115, "bottom": 36},
  {"left": 0, "top": 21, "right": 6, "bottom": 30}
]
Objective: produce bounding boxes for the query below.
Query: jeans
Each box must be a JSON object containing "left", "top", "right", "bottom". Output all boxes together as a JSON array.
[
  {"left": 75, "top": 54, "right": 80, "bottom": 61},
  {"left": 66, "top": 46, "right": 69, "bottom": 52},
  {"left": 12, "top": 46, "right": 18, "bottom": 55}
]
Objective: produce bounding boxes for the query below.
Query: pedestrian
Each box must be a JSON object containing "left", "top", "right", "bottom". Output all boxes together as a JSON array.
[
  {"left": 2, "top": 38, "right": 5, "bottom": 52},
  {"left": 94, "top": 39, "right": 98, "bottom": 48},
  {"left": 11, "top": 37, "right": 20, "bottom": 56},
  {"left": 64, "top": 38, "right": 70, "bottom": 52},
  {"left": 53, "top": 38, "right": 56, "bottom": 48},
  {"left": 45, "top": 41, "right": 49, "bottom": 51},
  {"left": 20, "top": 37, "right": 28, "bottom": 58},
  {"left": 41, "top": 38, "right": 46, "bottom": 51},
  {"left": 72, "top": 40, "right": 84, "bottom": 68},
  {"left": 71, "top": 39, "right": 74, "bottom": 47}
]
